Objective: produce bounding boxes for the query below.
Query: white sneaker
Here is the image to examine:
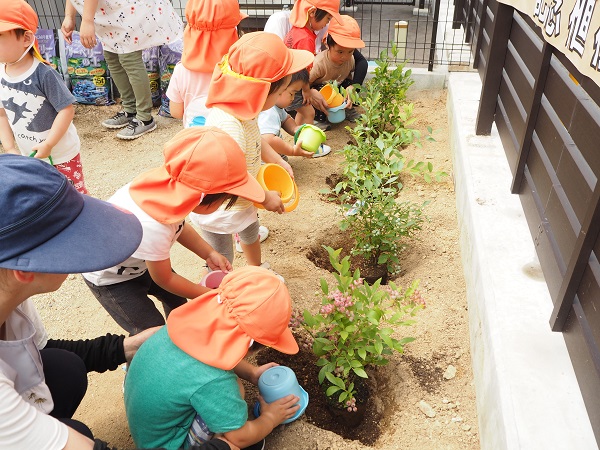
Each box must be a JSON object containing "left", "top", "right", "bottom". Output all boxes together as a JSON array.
[{"left": 235, "top": 226, "right": 269, "bottom": 253}]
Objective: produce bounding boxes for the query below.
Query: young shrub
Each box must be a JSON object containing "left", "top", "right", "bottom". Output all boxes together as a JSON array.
[{"left": 290, "top": 247, "right": 425, "bottom": 410}]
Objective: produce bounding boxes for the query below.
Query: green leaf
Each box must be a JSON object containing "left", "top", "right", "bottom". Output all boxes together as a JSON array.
[
  {"left": 326, "top": 385, "right": 341, "bottom": 396},
  {"left": 320, "top": 278, "right": 329, "bottom": 295},
  {"left": 358, "top": 348, "right": 367, "bottom": 360},
  {"left": 337, "top": 391, "right": 347, "bottom": 403},
  {"left": 325, "top": 372, "right": 346, "bottom": 389},
  {"left": 353, "top": 367, "right": 369, "bottom": 378}
]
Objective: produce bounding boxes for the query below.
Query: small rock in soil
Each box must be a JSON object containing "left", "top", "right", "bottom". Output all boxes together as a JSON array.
[
  {"left": 444, "top": 365, "right": 457, "bottom": 380},
  {"left": 417, "top": 400, "right": 436, "bottom": 417},
  {"left": 462, "top": 424, "right": 472, "bottom": 431}
]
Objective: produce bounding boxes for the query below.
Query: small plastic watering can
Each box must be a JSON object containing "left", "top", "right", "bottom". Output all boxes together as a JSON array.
[
  {"left": 199, "top": 270, "right": 227, "bottom": 288},
  {"left": 327, "top": 101, "right": 347, "bottom": 124},
  {"left": 294, "top": 124, "right": 326, "bottom": 153},
  {"left": 254, "top": 164, "right": 299, "bottom": 212},
  {"left": 319, "top": 84, "right": 344, "bottom": 108},
  {"left": 253, "top": 366, "right": 309, "bottom": 424}
]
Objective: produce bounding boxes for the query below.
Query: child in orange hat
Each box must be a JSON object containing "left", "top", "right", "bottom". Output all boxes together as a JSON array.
[
  {"left": 310, "top": 15, "right": 366, "bottom": 121},
  {"left": 167, "top": 0, "right": 247, "bottom": 128},
  {"left": 190, "top": 32, "right": 313, "bottom": 273},
  {"left": 0, "top": 0, "right": 88, "bottom": 194},
  {"left": 282, "top": 0, "right": 343, "bottom": 127},
  {"left": 125, "top": 266, "right": 300, "bottom": 450},
  {"left": 82, "top": 127, "right": 267, "bottom": 335}
]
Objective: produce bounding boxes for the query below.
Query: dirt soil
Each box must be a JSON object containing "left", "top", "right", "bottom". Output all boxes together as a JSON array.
[{"left": 32, "top": 89, "right": 479, "bottom": 449}]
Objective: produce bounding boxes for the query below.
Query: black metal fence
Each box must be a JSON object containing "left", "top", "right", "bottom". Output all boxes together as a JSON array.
[{"left": 28, "top": 0, "right": 473, "bottom": 70}]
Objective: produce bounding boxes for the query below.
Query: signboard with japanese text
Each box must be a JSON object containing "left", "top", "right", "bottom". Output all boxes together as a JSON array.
[{"left": 498, "top": 0, "right": 600, "bottom": 85}]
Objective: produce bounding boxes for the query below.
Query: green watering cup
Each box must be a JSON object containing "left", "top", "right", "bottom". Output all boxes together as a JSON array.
[{"left": 294, "top": 124, "right": 326, "bottom": 153}]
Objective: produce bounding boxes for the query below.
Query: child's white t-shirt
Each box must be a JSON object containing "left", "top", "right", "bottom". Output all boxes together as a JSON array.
[
  {"left": 83, "top": 184, "right": 185, "bottom": 286},
  {"left": 166, "top": 64, "right": 212, "bottom": 128},
  {"left": 189, "top": 108, "right": 261, "bottom": 234}
]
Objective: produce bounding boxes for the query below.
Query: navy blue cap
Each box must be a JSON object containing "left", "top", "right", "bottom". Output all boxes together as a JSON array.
[{"left": 0, "top": 154, "right": 143, "bottom": 273}]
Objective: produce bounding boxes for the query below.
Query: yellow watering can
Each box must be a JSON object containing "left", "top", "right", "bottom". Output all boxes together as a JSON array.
[{"left": 254, "top": 164, "right": 299, "bottom": 212}]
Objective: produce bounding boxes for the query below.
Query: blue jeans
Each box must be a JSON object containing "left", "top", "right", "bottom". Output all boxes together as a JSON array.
[{"left": 83, "top": 271, "right": 186, "bottom": 335}]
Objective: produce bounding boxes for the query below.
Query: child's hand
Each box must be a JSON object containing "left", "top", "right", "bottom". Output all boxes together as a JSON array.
[
  {"left": 258, "top": 394, "right": 300, "bottom": 427},
  {"left": 249, "top": 362, "right": 278, "bottom": 385},
  {"left": 309, "top": 89, "right": 329, "bottom": 114},
  {"left": 31, "top": 142, "right": 52, "bottom": 159},
  {"left": 292, "top": 141, "right": 316, "bottom": 158},
  {"left": 205, "top": 251, "right": 232, "bottom": 272},
  {"left": 262, "top": 191, "right": 285, "bottom": 214},
  {"left": 279, "top": 160, "right": 294, "bottom": 180},
  {"left": 79, "top": 20, "right": 97, "bottom": 49},
  {"left": 60, "top": 16, "right": 75, "bottom": 44},
  {"left": 345, "top": 85, "right": 354, "bottom": 108}
]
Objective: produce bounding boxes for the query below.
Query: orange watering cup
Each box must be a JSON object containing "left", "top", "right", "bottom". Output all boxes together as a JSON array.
[
  {"left": 254, "top": 164, "right": 300, "bottom": 212},
  {"left": 319, "top": 84, "right": 344, "bottom": 108}
]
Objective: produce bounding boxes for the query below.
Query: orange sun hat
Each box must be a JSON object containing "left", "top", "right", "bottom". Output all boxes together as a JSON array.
[
  {"left": 129, "top": 127, "right": 266, "bottom": 224},
  {"left": 206, "top": 31, "right": 314, "bottom": 120},
  {"left": 167, "top": 266, "right": 299, "bottom": 370},
  {"left": 289, "top": 0, "right": 343, "bottom": 28},
  {"left": 0, "top": 0, "right": 47, "bottom": 63},
  {"left": 181, "top": 0, "right": 247, "bottom": 72},
  {"left": 327, "top": 15, "right": 365, "bottom": 49}
]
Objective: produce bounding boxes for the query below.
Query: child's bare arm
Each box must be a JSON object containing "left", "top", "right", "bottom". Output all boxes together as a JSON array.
[
  {"left": 31, "top": 104, "right": 74, "bottom": 159},
  {"left": 263, "top": 133, "right": 313, "bottom": 159},
  {"left": 281, "top": 116, "right": 298, "bottom": 137},
  {"left": 61, "top": 1, "right": 77, "bottom": 44},
  {"left": 79, "top": 0, "right": 99, "bottom": 49},
  {"left": 233, "top": 360, "right": 278, "bottom": 385},
  {"left": 224, "top": 395, "right": 300, "bottom": 448},
  {"left": 147, "top": 258, "right": 212, "bottom": 299},
  {"left": 0, "top": 109, "right": 17, "bottom": 154},
  {"left": 169, "top": 100, "right": 184, "bottom": 120},
  {"left": 261, "top": 136, "right": 294, "bottom": 178},
  {"left": 176, "top": 222, "right": 232, "bottom": 272}
]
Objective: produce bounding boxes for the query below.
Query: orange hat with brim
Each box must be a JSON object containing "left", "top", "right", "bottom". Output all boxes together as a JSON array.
[
  {"left": 167, "top": 266, "right": 299, "bottom": 370},
  {"left": 289, "top": 0, "right": 343, "bottom": 28},
  {"left": 328, "top": 15, "right": 365, "bottom": 49},
  {"left": 129, "top": 127, "right": 266, "bottom": 224},
  {"left": 206, "top": 32, "right": 314, "bottom": 120},
  {"left": 181, "top": 0, "right": 247, "bottom": 72},
  {"left": 0, "top": 0, "right": 47, "bottom": 64}
]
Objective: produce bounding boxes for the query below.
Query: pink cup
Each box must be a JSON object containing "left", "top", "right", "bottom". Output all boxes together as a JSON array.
[{"left": 199, "top": 270, "right": 227, "bottom": 288}]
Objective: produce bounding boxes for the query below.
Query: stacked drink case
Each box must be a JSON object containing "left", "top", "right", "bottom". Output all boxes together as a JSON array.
[{"left": 65, "top": 31, "right": 113, "bottom": 106}]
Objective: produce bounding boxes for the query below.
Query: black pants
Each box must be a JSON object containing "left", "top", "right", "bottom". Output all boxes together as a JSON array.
[{"left": 41, "top": 348, "right": 94, "bottom": 439}]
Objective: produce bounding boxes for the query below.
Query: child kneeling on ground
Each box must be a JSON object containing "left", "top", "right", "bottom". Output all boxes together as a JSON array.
[
  {"left": 124, "top": 266, "right": 300, "bottom": 450},
  {"left": 258, "top": 69, "right": 331, "bottom": 159},
  {"left": 309, "top": 15, "right": 366, "bottom": 123}
]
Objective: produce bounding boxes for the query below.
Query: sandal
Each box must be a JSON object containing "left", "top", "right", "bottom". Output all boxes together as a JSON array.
[{"left": 313, "top": 144, "right": 331, "bottom": 158}]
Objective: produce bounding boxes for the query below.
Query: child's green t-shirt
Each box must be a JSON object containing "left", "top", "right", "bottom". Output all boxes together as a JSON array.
[{"left": 124, "top": 326, "right": 248, "bottom": 450}]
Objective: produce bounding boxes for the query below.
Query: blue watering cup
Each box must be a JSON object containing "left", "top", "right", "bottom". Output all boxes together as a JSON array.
[
  {"left": 327, "top": 102, "right": 347, "bottom": 123},
  {"left": 253, "top": 366, "right": 309, "bottom": 424}
]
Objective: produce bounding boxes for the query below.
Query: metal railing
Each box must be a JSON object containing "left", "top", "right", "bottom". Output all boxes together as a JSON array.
[{"left": 29, "top": 0, "right": 473, "bottom": 70}]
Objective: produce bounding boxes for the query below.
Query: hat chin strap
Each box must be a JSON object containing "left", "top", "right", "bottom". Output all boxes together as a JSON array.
[{"left": 6, "top": 42, "right": 34, "bottom": 66}]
